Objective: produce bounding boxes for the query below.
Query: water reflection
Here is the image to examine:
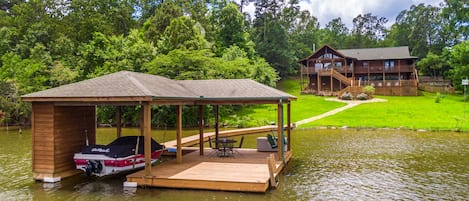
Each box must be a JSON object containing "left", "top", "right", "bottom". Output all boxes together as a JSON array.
[{"left": 0, "top": 128, "right": 468, "bottom": 200}]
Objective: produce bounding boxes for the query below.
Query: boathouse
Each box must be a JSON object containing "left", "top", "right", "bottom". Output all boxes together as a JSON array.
[
  {"left": 299, "top": 44, "right": 419, "bottom": 96},
  {"left": 21, "top": 71, "right": 296, "bottom": 192}
]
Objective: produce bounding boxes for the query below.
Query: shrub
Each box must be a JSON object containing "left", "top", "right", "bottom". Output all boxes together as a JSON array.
[
  {"left": 356, "top": 93, "right": 368, "bottom": 100},
  {"left": 363, "top": 85, "right": 375, "bottom": 96},
  {"left": 435, "top": 92, "right": 441, "bottom": 103},
  {"left": 341, "top": 92, "right": 353, "bottom": 100}
]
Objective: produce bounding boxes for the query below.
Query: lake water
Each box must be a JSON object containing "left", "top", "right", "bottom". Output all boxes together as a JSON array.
[{"left": 0, "top": 128, "right": 468, "bottom": 200}]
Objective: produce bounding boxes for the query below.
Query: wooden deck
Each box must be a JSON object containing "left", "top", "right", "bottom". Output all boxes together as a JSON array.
[
  {"left": 126, "top": 149, "right": 292, "bottom": 192},
  {"left": 163, "top": 125, "right": 276, "bottom": 147}
]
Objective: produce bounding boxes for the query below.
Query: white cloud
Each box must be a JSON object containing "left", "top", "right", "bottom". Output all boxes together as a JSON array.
[
  {"left": 236, "top": 0, "right": 443, "bottom": 29},
  {"left": 299, "top": 0, "right": 443, "bottom": 28}
]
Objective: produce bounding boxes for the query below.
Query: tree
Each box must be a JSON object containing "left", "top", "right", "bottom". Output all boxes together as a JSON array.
[
  {"left": 321, "top": 17, "right": 349, "bottom": 49},
  {"left": 213, "top": 2, "right": 255, "bottom": 58},
  {"left": 447, "top": 41, "right": 469, "bottom": 90},
  {"left": 441, "top": 0, "right": 469, "bottom": 45},
  {"left": 348, "top": 13, "right": 388, "bottom": 48},
  {"left": 417, "top": 52, "right": 446, "bottom": 78},
  {"left": 393, "top": 4, "right": 444, "bottom": 58},
  {"left": 142, "top": 1, "right": 183, "bottom": 44},
  {"left": 157, "top": 16, "right": 209, "bottom": 54}
]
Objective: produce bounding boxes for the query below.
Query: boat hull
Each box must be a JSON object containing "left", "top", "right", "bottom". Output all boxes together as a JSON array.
[{"left": 73, "top": 150, "right": 163, "bottom": 177}]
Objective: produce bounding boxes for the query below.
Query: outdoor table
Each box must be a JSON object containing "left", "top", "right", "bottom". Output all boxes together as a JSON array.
[{"left": 212, "top": 138, "right": 237, "bottom": 157}]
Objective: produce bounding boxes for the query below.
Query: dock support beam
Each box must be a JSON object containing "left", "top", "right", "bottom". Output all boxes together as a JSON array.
[
  {"left": 287, "top": 102, "right": 291, "bottom": 151},
  {"left": 215, "top": 105, "right": 219, "bottom": 145},
  {"left": 143, "top": 102, "right": 152, "bottom": 177},
  {"left": 116, "top": 106, "right": 121, "bottom": 138},
  {"left": 277, "top": 102, "right": 283, "bottom": 161},
  {"left": 176, "top": 105, "right": 183, "bottom": 163},
  {"left": 198, "top": 105, "right": 204, "bottom": 155}
]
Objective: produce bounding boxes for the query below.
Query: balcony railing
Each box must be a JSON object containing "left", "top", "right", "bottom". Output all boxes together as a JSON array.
[
  {"left": 357, "top": 80, "right": 418, "bottom": 87},
  {"left": 302, "top": 65, "right": 415, "bottom": 75}
]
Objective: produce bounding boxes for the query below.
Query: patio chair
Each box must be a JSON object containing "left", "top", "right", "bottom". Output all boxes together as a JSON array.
[
  {"left": 208, "top": 136, "right": 221, "bottom": 156},
  {"left": 266, "top": 134, "right": 278, "bottom": 149}
]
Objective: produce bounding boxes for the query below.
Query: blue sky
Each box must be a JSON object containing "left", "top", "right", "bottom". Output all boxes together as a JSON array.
[{"left": 238, "top": 0, "right": 443, "bottom": 28}]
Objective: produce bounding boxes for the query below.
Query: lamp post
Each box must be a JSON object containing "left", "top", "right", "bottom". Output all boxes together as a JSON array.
[{"left": 462, "top": 78, "right": 468, "bottom": 120}]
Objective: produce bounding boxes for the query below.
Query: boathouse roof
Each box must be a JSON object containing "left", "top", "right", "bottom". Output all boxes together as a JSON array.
[{"left": 22, "top": 71, "right": 296, "bottom": 104}]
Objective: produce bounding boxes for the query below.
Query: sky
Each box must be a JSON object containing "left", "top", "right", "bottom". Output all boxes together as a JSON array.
[{"left": 238, "top": 0, "right": 443, "bottom": 28}]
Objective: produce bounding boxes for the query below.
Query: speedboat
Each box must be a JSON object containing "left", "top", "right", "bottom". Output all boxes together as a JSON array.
[{"left": 73, "top": 136, "right": 165, "bottom": 177}]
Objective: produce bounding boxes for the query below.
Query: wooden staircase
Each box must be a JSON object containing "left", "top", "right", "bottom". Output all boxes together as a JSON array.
[{"left": 331, "top": 69, "right": 351, "bottom": 86}]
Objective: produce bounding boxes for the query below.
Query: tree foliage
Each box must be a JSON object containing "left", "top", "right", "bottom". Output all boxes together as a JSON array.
[{"left": 0, "top": 0, "right": 467, "bottom": 126}]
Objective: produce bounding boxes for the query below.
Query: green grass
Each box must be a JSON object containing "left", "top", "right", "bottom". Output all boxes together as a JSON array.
[
  {"left": 228, "top": 77, "right": 346, "bottom": 126},
  {"left": 302, "top": 92, "right": 469, "bottom": 131}
]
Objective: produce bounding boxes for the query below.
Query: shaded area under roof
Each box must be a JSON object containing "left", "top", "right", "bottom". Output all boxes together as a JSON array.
[
  {"left": 22, "top": 71, "right": 296, "bottom": 104},
  {"left": 338, "top": 46, "right": 417, "bottom": 60}
]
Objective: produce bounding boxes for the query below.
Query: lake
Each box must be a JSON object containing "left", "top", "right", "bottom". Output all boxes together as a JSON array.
[{"left": 0, "top": 128, "right": 468, "bottom": 200}]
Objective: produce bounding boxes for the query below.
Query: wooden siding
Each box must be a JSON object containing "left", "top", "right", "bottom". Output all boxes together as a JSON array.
[
  {"left": 32, "top": 103, "right": 55, "bottom": 178},
  {"left": 32, "top": 103, "right": 96, "bottom": 180},
  {"left": 53, "top": 106, "right": 96, "bottom": 178}
]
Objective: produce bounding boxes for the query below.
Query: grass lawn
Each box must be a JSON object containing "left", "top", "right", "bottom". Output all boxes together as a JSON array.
[
  {"left": 302, "top": 92, "right": 469, "bottom": 131},
  {"left": 228, "top": 77, "right": 346, "bottom": 127}
]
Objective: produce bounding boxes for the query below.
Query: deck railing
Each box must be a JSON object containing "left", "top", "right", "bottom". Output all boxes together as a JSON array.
[{"left": 358, "top": 80, "right": 417, "bottom": 87}]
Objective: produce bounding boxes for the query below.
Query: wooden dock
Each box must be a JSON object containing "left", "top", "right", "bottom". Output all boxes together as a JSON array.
[
  {"left": 163, "top": 125, "right": 276, "bottom": 147},
  {"left": 126, "top": 149, "right": 292, "bottom": 192}
]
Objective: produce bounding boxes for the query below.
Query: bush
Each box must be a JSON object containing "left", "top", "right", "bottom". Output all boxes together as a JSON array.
[
  {"left": 435, "top": 92, "right": 441, "bottom": 103},
  {"left": 341, "top": 92, "right": 353, "bottom": 100},
  {"left": 356, "top": 93, "right": 368, "bottom": 100},
  {"left": 363, "top": 85, "right": 375, "bottom": 96}
]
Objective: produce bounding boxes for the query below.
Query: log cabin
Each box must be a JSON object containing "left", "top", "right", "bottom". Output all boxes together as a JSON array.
[{"left": 299, "top": 44, "right": 419, "bottom": 96}]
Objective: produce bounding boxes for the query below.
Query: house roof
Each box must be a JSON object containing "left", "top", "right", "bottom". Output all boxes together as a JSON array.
[
  {"left": 22, "top": 71, "right": 296, "bottom": 104},
  {"left": 299, "top": 45, "right": 417, "bottom": 64},
  {"left": 338, "top": 46, "right": 418, "bottom": 60}
]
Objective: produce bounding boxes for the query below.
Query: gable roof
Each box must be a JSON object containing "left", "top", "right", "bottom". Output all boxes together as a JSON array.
[
  {"left": 299, "top": 45, "right": 417, "bottom": 64},
  {"left": 22, "top": 71, "right": 296, "bottom": 104},
  {"left": 338, "top": 46, "right": 417, "bottom": 60}
]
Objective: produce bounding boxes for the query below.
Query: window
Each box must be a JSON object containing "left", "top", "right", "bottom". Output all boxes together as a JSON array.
[{"left": 384, "top": 60, "right": 395, "bottom": 68}]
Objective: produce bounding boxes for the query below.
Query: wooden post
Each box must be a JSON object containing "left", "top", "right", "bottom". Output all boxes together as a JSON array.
[
  {"left": 267, "top": 153, "right": 278, "bottom": 188},
  {"left": 277, "top": 102, "right": 283, "bottom": 161},
  {"left": 176, "top": 105, "right": 183, "bottom": 163},
  {"left": 143, "top": 102, "right": 152, "bottom": 177},
  {"left": 317, "top": 72, "right": 321, "bottom": 94},
  {"left": 198, "top": 105, "right": 204, "bottom": 155},
  {"left": 287, "top": 102, "right": 291, "bottom": 151},
  {"left": 140, "top": 106, "right": 144, "bottom": 136},
  {"left": 116, "top": 106, "right": 121, "bottom": 138},
  {"left": 215, "top": 105, "right": 219, "bottom": 146}
]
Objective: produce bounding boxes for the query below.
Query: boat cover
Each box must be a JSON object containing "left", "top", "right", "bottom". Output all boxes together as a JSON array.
[{"left": 81, "top": 136, "right": 164, "bottom": 158}]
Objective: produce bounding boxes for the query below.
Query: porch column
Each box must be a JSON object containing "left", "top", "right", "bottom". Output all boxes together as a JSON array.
[
  {"left": 277, "top": 102, "right": 283, "bottom": 161},
  {"left": 140, "top": 107, "right": 144, "bottom": 136},
  {"left": 143, "top": 102, "right": 152, "bottom": 177},
  {"left": 116, "top": 106, "right": 121, "bottom": 138},
  {"left": 198, "top": 105, "right": 204, "bottom": 155},
  {"left": 176, "top": 105, "right": 183, "bottom": 163},
  {"left": 287, "top": 102, "right": 291, "bottom": 151},
  {"left": 215, "top": 105, "right": 219, "bottom": 145}
]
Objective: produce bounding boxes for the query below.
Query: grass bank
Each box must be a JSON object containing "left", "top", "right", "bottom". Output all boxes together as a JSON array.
[
  {"left": 301, "top": 92, "right": 469, "bottom": 131},
  {"left": 227, "top": 77, "right": 346, "bottom": 127}
]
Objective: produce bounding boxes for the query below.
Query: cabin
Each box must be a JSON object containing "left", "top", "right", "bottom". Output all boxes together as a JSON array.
[
  {"left": 299, "top": 45, "right": 419, "bottom": 96},
  {"left": 21, "top": 71, "right": 296, "bottom": 192}
]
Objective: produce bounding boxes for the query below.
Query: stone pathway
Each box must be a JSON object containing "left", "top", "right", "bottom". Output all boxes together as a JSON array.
[{"left": 294, "top": 98, "right": 387, "bottom": 126}]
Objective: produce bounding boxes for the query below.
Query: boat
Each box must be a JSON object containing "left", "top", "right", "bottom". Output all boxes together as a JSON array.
[{"left": 73, "top": 136, "right": 165, "bottom": 177}]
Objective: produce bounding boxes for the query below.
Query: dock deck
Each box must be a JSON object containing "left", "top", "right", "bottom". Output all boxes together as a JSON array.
[{"left": 126, "top": 148, "right": 292, "bottom": 192}]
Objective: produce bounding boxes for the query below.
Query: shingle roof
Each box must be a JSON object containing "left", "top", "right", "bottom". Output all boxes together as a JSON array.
[
  {"left": 338, "top": 46, "right": 417, "bottom": 60},
  {"left": 22, "top": 71, "right": 196, "bottom": 99},
  {"left": 22, "top": 71, "right": 296, "bottom": 103},
  {"left": 180, "top": 79, "right": 293, "bottom": 101}
]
